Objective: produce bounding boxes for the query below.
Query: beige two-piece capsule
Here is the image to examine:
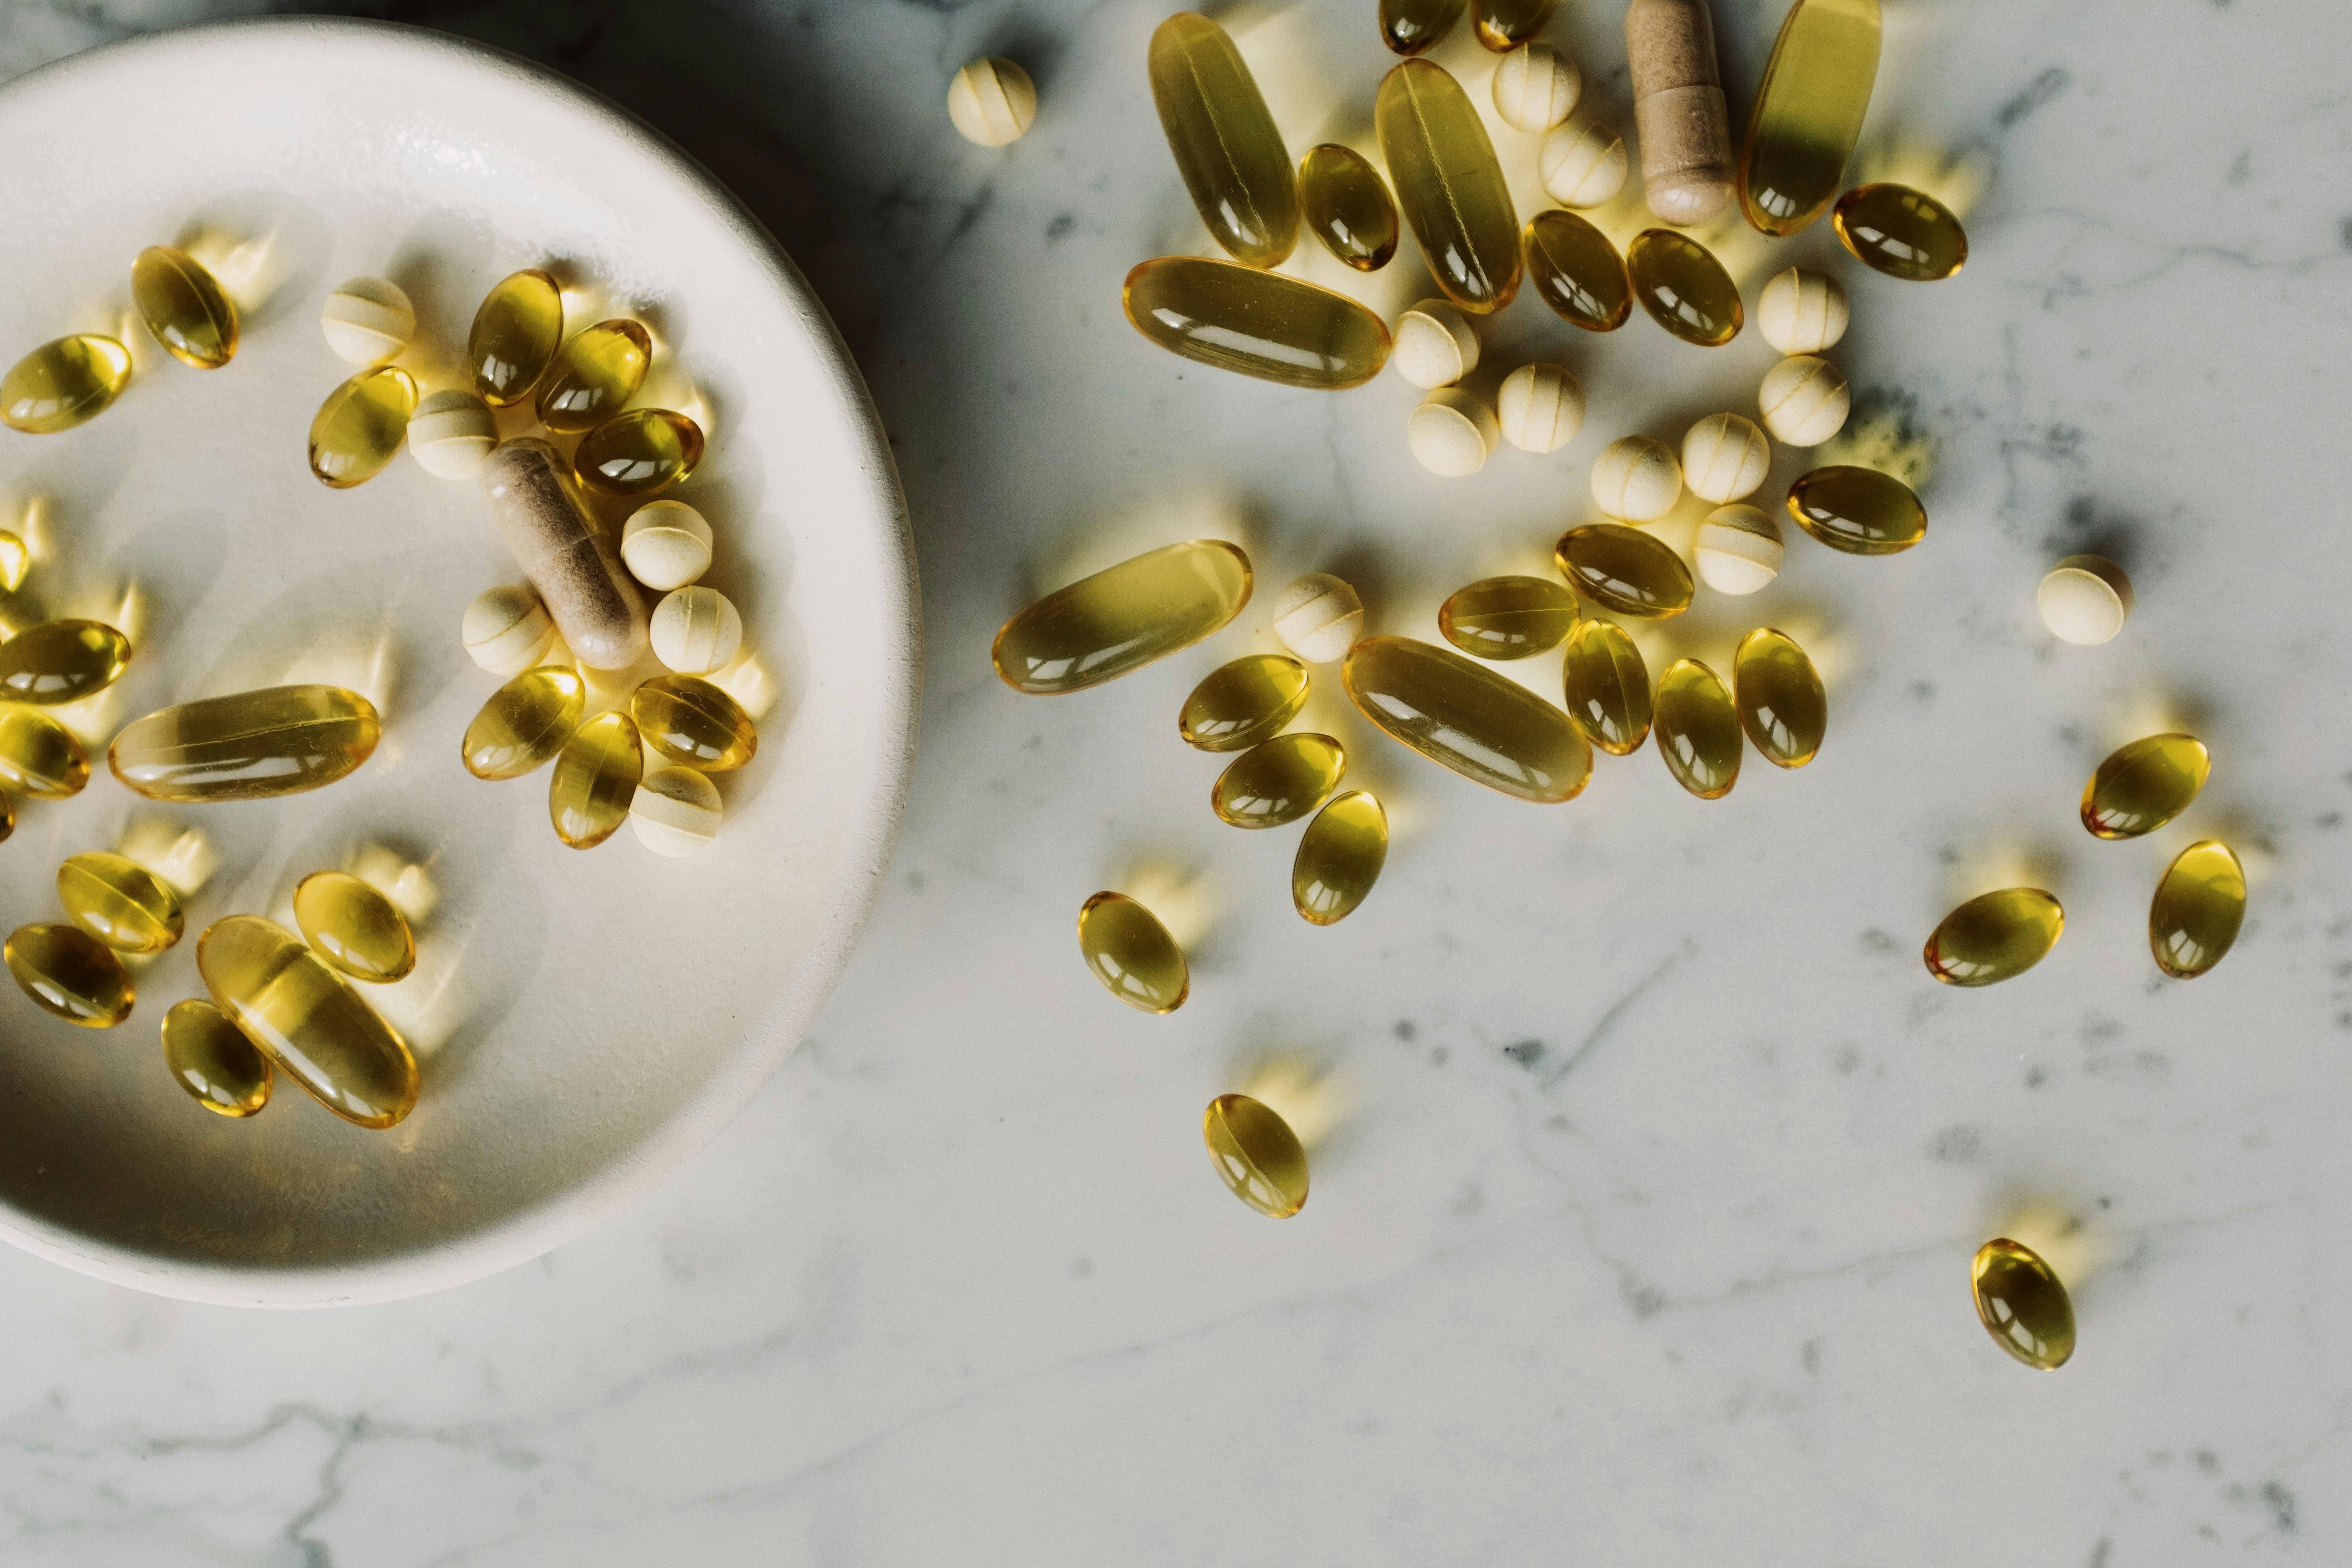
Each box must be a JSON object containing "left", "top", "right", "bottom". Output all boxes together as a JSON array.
[
  {"left": 1392, "top": 299, "right": 1479, "bottom": 389},
  {"left": 481, "top": 438, "right": 650, "bottom": 671},
  {"left": 1410, "top": 389, "right": 1498, "bottom": 476},
  {"left": 1591, "top": 435, "right": 1682, "bottom": 520},
  {"left": 2038, "top": 555, "right": 2133, "bottom": 645},
  {"left": 948, "top": 57, "right": 1037, "bottom": 146},
  {"left": 1624, "top": 0, "right": 1735, "bottom": 226},
  {"left": 1273, "top": 574, "right": 1364, "bottom": 664},
  {"left": 1759, "top": 355, "right": 1849, "bottom": 446},
  {"left": 1498, "top": 363, "right": 1583, "bottom": 452}
]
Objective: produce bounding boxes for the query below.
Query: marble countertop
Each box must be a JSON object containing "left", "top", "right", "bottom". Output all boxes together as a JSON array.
[{"left": 6, "top": 0, "right": 2351, "bottom": 1561}]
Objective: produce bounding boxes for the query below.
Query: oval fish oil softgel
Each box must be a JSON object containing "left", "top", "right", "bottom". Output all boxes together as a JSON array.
[
  {"left": 1626, "top": 229, "right": 1742, "bottom": 346},
  {"left": 110, "top": 685, "right": 380, "bottom": 802},
  {"left": 1924, "top": 888, "right": 2063, "bottom": 986},
  {"left": 308, "top": 366, "right": 418, "bottom": 488},
  {"left": 1439, "top": 575, "right": 1578, "bottom": 660},
  {"left": 1555, "top": 524, "right": 1693, "bottom": 619},
  {"left": 1298, "top": 143, "right": 1399, "bottom": 272},
  {"left": 5, "top": 922, "right": 133, "bottom": 1026},
  {"left": 1380, "top": 0, "right": 1464, "bottom": 55},
  {"left": 1078, "top": 891, "right": 1188, "bottom": 1013},
  {"left": 1122, "top": 258, "right": 1392, "bottom": 389},
  {"left": 294, "top": 870, "right": 416, "bottom": 984},
  {"left": 1149, "top": 13, "right": 1300, "bottom": 268},
  {"left": 1561, "top": 616, "right": 1651, "bottom": 756},
  {"left": 1972, "top": 1238, "right": 2074, "bottom": 1370},
  {"left": 1786, "top": 466, "right": 1925, "bottom": 554},
  {"left": 1653, "top": 657, "right": 1740, "bottom": 799},
  {"left": 162, "top": 999, "right": 272, "bottom": 1117},
  {"left": 1472, "top": 0, "right": 1555, "bottom": 51},
  {"left": 1835, "top": 182, "right": 1968, "bottom": 281},
  {"left": 198, "top": 915, "right": 417, "bottom": 1129},
  {"left": 993, "top": 539, "right": 1253, "bottom": 694},
  {"left": 573, "top": 408, "right": 704, "bottom": 498},
  {"left": 1, "top": 335, "right": 132, "bottom": 433},
  {"left": 1523, "top": 211, "right": 1631, "bottom": 333},
  {"left": 550, "top": 710, "right": 645, "bottom": 849},
  {"left": 0, "top": 619, "right": 131, "bottom": 706},
  {"left": 1376, "top": 59, "right": 1521, "bottom": 313},
  {"left": 1294, "top": 789, "right": 1387, "bottom": 926},
  {"left": 132, "top": 246, "right": 239, "bottom": 368},
  {"left": 632, "top": 675, "right": 758, "bottom": 772},
  {"left": 1739, "top": 0, "right": 1882, "bottom": 238},
  {"left": 463, "top": 666, "right": 587, "bottom": 780},
  {"left": 470, "top": 267, "right": 564, "bottom": 406},
  {"left": 57, "top": 851, "right": 183, "bottom": 953},
  {"left": 0, "top": 705, "right": 91, "bottom": 798},
  {"left": 1180, "top": 654, "right": 1308, "bottom": 753},
  {"left": 1732, "top": 627, "right": 1826, "bottom": 768},
  {"left": 538, "top": 319, "right": 653, "bottom": 434},
  {"left": 1212, "top": 732, "right": 1345, "bottom": 828},
  {"left": 2149, "top": 840, "right": 2245, "bottom": 979},
  {"left": 1204, "top": 1093, "right": 1308, "bottom": 1217},
  {"left": 1344, "top": 635, "right": 1591, "bottom": 802},
  {"left": 2081, "top": 733, "right": 2208, "bottom": 840}
]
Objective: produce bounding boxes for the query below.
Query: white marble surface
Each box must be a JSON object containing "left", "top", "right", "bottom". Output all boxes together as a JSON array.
[{"left": 5, "top": 0, "right": 2352, "bottom": 1561}]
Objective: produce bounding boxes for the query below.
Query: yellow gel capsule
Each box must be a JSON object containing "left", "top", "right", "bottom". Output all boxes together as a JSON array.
[
  {"left": 549, "top": 710, "right": 645, "bottom": 848},
  {"left": 1077, "top": 890, "right": 1188, "bottom": 1013},
  {"left": 1626, "top": 229, "right": 1743, "bottom": 347},
  {"left": 463, "top": 665, "right": 586, "bottom": 780},
  {"left": 470, "top": 267, "right": 564, "bottom": 407},
  {"left": 1924, "top": 888, "right": 2063, "bottom": 986},
  {"left": 197, "top": 915, "right": 417, "bottom": 1129},
  {"left": 57, "top": 851, "right": 183, "bottom": 953},
  {"left": 1561, "top": 616, "right": 1652, "bottom": 756},
  {"left": 1294, "top": 789, "right": 1387, "bottom": 926},
  {"left": 1471, "top": 0, "right": 1555, "bottom": 51},
  {"left": 1380, "top": 0, "right": 1464, "bottom": 54},
  {"left": 1376, "top": 59, "right": 1522, "bottom": 314},
  {"left": 5, "top": 922, "right": 133, "bottom": 1027},
  {"left": 1204, "top": 1093, "right": 1308, "bottom": 1218},
  {"left": 1180, "top": 653, "right": 1307, "bottom": 752},
  {"left": 537, "top": 319, "right": 653, "bottom": 434},
  {"left": 162, "top": 998, "right": 272, "bottom": 1117},
  {"left": 2081, "top": 733, "right": 2209, "bottom": 840},
  {"left": 1212, "top": 732, "right": 1345, "bottom": 828},
  {"left": 0, "top": 704, "right": 90, "bottom": 797},
  {"left": 1732, "top": 627, "right": 1826, "bottom": 768},
  {"left": 1149, "top": 13, "right": 1299, "bottom": 269},
  {"left": 632, "top": 675, "right": 758, "bottom": 772},
  {"left": 1972, "top": 1238, "right": 2074, "bottom": 1370},
  {"left": 1299, "top": 143, "right": 1399, "bottom": 272},
  {"left": 0, "top": 528, "right": 26, "bottom": 593},
  {"left": 1555, "top": 524, "right": 1694, "bottom": 619},
  {"left": 1, "top": 334, "right": 132, "bottom": 433},
  {"left": 131, "top": 245, "right": 239, "bottom": 369},
  {"left": 1654, "top": 658, "right": 1740, "bottom": 799},
  {"left": 1835, "top": 182, "right": 1968, "bottom": 281},
  {"left": 293, "top": 870, "right": 416, "bottom": 984},
  {"left": 0, "top": 789, "right": 11, "bottom": 842},
  {"left": 1344, "top": 635, "right": 1591, "bottom": 803},
  {"left": 2150, "top": 840, "right": 2245, "bottom": 979},
  {"left": 1786, "top": 466, "right": 1926, "bottom": 555},
  {"left": 1439, "top": 575, "right": 1578, "bottom": 660},
  {"left": 573, "top": 408, "right": 704, "bottom": 497},
  {"left": 109, "top": 685, "right": 381, "bottom": 802},
  {"left": 1122, "top": 257, "right": 1392, "bottom": 390},
  {"left": 993, "top": 539, "right": 1253, "bottom": 695},
  {"left": 0, "top": 619, "right": 131, "bottom": 706},
  {"left": 308, "top": 366, "right": 418, "bottom": 488},
  {"left": 1523, "top": 210, "right": 1631, "bottom": 333},
  {"left": 1737, "top": 0, "right": 1882, "bottom": 238}
]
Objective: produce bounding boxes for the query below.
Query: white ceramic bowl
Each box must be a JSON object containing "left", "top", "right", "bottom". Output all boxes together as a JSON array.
[{"left": 0, "top": 20, "right": 919, "bottom": 1305}]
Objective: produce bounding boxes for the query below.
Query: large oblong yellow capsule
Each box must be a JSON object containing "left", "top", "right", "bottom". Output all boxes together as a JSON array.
[
  {"left": 1626, "top": 230, "right": 1743, "bottom": 347},
  {"left": 1523, "top": 211, "right": 1631, "bottom": 332},
  {"left": 549, "top": 710, "right": 645, "bottom": 848},
  {"left": 2150, "top": 840, "right": 2245, "bottom": 979},
  {"left": 632, "top": 675, "right": 758, "bottom": 772},
  {"left": 537, "top": 319, "right": 652, "bottom": 434},
  {"left": 1122, "top": 258, "right": 1392, "bottom": 390},
  {"left": 1375, "top": 59, "right": 1522, "bottom": 314},
  {"left": 1343, "top": 635, "right": 1591, "bottom": 803},
  {"left": 6, "top": 922, "right": 133, "bottom": 1026},
  {"left": 1471, "top": 0, "right": 1555, "bottom": 52},
  {"left": 994, "top": 539, "right": 1253, "bottom": 695},
  {"left": 1440, "top": 575, "right": 1578, "bottom": 660},
  {"left": 0, "top": 704, "right": 91, "bottom": 797},
  {"left": 1738, "top": 0, "right": 1882, "bottom": 238},
  {"left": 470, "top": 267, "right": 564, "bottom": 406},
  {"left": 1555, "top": 524, "right": 1694, "bottom": 619},
  {"left": 1298, "top": 143, "right": 1399, "bottom": 272},
  {"left": 1654, "top": 658, "right": 1740, "bottom": 799},
  {"left": 573, "top": 408, "right": 704, "bottom": 497},
  {"left": 162, "top": 999, "right": 272, "bottom": 1117},
  {"left": 463, "top": 665, "right": 586, "bottom": 780},
  {"left": 2081, "top": 733, "right": 2208, "bottom": 839},
  {"left": 1078, "top": 891, "right": 1188, "bottom": 1013},
  {"left": 1971, "top": 1238, "right": 2074, "bottom": 1370},
  {"left": 1732, "top": 627, "right": 1826, "bottom": 768},
  {"left": 57, "top": 851, "right": 183, "bottom": 953},
  {"left": 1149, "top": 13, "right": 1299, "bottom": 269},
  {"left": 1, "top": 335, "right": 132, "bottom": 433},
  {"left": 197, "top": 915, "right": 417, "bottom": 1129},
  {"left": 131, "top": 245, "right": 239, "bottom": 369},
  {"left": 1561, "top": 617, "right": 1651, "bottom": 756},
  {"left": 308, "top": 366, "right": 418, "bottom": 488},
  {"left": 1212, "top": 732, "right": 1345, "bottom": 828},
  {"left": 1924, "top": 888, "right": 2063, "bottom": 986},
  {"left": 1294, "top": 789, "right": 1387, "bottom": 926},
  {"left": 109, "top": 685, "right": 381, "bottom": 802},
  {"left": 1380, "top": 0, "right": 1465, "bottom": 55},
  {"left": 1786, "top": 466, "right": 1926, "bottom": 554},
  {"left": 293, "top": 871, "right": 416, "bottom": 984},
  {"left": 1835, "top": 182, "right": 1968, "bottom": 281},
  {"left": 0, "top": 619, "right": 132, "bottom": 706},
  {"left": 1180, "top": 654, "right": 1308, "bottom": 752},
  {"left": 1204, "top": 1093, "right": 1308, "bottom": 1218}
]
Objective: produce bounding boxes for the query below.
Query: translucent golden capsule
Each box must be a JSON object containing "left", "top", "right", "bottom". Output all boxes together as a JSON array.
[
  {"left": 0, "top": 704, "right": 91, "bottom": 797},
  {"left": 1077, "top": 891, "right": 1188, "bottom": 1013},
  {"left": 1298, "top": 143, "right": 1399, "bottom": 272},
  {"left": 0, "top": 528, "right": 26, "bottom": 593},
  {"left": 1835, "top": 182, "right": 1968, "bottom": 282},
  {"left": 2082, "top": 733, "right": 2208, "bottom": 840},
  {"left": 109, "top": 685, "right": 381, "bottom": 802},
  {"left": 1379, "top": 0, "right": 1464, "bottom": 54},
  {"left": 1561, "top": 616, "right": 1652, "bottom": 757},
  {"left": 0, "top": 789, "right": 12, "bottom": 843},
  {"left": 993, "top": 539, "right": 1253, "bottom": 695},
  {"left": 2150, "top": 840, "right": 2245, "bottom": 979},
  {"left": 1626, "top": 229, "right": 1742, "bottom": 347},
  {"left": 1523, "top": 210, "right": 1631, "bottom": 332},
  {"left": 1122, "top": 258, "right": 1393, "bottom": 390},
  {"left": 1148, "top": 13, "right": 1299, "bottom": 269},
  {"left": 1555, "top": 523, "right": 1694, "bottom": 619},
  {"left": 1471, "top": 0, "right": 1555, "bottom": 51},
  {"left": 1376, "top": 59, "right": 1522, "bottom": 314},
  {"left": 161, "top": 999, "right": 272, "bottom": 1117},
  {"left": 1924, "top": 888, "right": 2063, "bottom": 986},
  {"left": 1440, "top": 575, "right": 1578, "bottom": 660},
  {"left": 57, "top": 851, "right": 183, "bottom": 953},
  {"left": 1654, "top": 658, "right": 1740, "bottom": 799},
  {"left": 0, "top": 619, "right": 132, "bottom": 706},
  {"left": 1737, "top": 0, "right": 1882, "bottom": 238},
  {"left": 1344, "top": 635, "right": 1592, "bottom": 803},
  {"left": 549, "top": 710, "right": 645, "bottom": 849},
  {"left": 1180, "top": 654, "right": 1307, "bottom": 752},
  {"left": 308, "top": 366, "right": 418, "bottom": 488},
  {"left": 293, "top": 871, "right": 416, "bottom": 984},
  {"left": 0, "top": 334, "right": 132, "bottom": 433},
  {"left": 131, "top": 245, "right": 239, "bottom": 369},
  {"left": 470, "top": 267, "right": 564, "bottom": 407},
  {"left": 463, "top": 665, "right": 586, "bottom": 780},
  {"left": 1732, "top": 627, "right": 1826, "bottom": 768},
  {"left": 1294, "top": 789, "right": 1387, "bottom": 926},
  {"left": 5, "top": 922, "right": 133, "bottom": 1027},
  {"left": 1212, "top": 732, "right": 1345, "bottom": 828},
  {"left": 537, "top": 319, "right": 653, "bottom": 434},
  {"left": 197, "top": 915, "right": 417, "bottom": 1129},
  {"left": 632, "top": 675, "right": 758, "bottom": 772},
  {"left": 573, "top": 408, "right": 704, "bottom": 497},
  {"left": 1971, "top": 1238, "right": 2074, "bottom": 1370},
  {"left": 1786, "top": 466, "right": 1926, "bottom": 554},
  {"left": 1204, "top": 1093, "right": 1308, "bottom": 1218}
]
